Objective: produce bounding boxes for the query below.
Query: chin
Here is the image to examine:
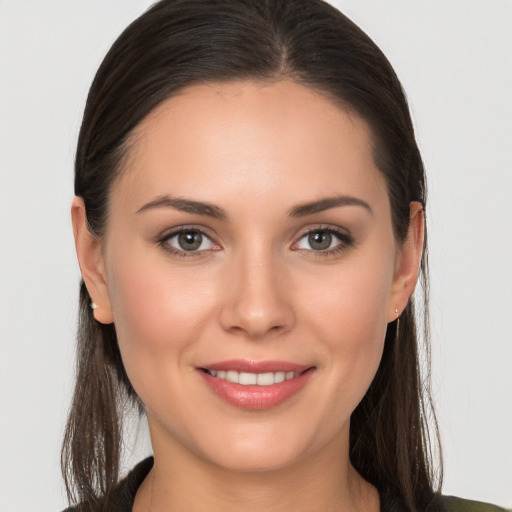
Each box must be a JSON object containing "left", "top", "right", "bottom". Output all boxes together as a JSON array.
[
  {"left": 187, "top": 417, "right": 336, "bottom": 475},
  {"left": 204, "top": 442, "right": 309, "bottom": 474}
]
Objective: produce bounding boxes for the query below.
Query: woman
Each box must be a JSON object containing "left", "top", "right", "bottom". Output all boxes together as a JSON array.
[{"left": 61, "top": 0, "right": 506, "bottom": 511}]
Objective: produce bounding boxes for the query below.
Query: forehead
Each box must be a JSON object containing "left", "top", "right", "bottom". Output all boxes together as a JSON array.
[{"left": 115, "top": 80, "right": 388, "bottom": 213}]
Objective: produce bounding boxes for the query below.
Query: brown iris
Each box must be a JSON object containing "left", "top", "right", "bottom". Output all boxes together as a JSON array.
[
  {"left": 178, "top": 231, "right": 203, "bottom": 251},
  {"left": 308, "top": 231, "right": 332, "bottom": 251}
]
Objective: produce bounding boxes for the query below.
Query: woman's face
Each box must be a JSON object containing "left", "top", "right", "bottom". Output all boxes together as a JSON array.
[{"left": 78, "top": 80, "right": 421, "bottom": 472}]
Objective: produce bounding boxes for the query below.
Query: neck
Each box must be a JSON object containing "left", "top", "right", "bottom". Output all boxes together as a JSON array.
[{"left": 134, "top": 422, "right": 379, "bottom": 512}]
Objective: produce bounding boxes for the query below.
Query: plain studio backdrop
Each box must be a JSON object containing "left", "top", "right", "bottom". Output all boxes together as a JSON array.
[{"left": 0, "top": 1, "right": 511, "bottom": 511}]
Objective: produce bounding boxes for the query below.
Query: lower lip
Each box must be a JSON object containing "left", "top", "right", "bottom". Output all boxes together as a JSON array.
[{"left": 198, "top": 369, "right": 315, "bottom": 410}]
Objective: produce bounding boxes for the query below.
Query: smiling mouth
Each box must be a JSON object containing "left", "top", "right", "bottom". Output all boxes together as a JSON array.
[
  {"left": 201, "top": 369, "right": 302, "bottom": 386},
  {"left": 198, "top": 365, "right": 316, "bottom": 409}
]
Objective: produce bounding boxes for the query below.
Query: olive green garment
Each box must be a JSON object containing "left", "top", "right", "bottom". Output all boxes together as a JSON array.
[{"left": 443, "top": 496, "right": 511, "bottom": 512}]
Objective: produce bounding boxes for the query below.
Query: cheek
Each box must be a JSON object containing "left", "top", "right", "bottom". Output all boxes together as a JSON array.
[
  {"left": 304, "top": 257, "right": 392, "bottom": 344},
  {"left": 301, "top": 254, "right": 393, "bottom": 403},
  {"left": 105, "top": 248, "right": 218, "bottom": 384}
]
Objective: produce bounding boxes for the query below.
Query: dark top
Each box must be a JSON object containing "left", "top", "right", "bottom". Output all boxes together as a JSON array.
[{"left": 62, "top": 456, "right": 509, "bottom": 512}]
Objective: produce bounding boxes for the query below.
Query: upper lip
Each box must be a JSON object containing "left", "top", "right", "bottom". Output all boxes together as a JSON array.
[{"left": 199, "top": 359, "right": 312, "bottom": 374}]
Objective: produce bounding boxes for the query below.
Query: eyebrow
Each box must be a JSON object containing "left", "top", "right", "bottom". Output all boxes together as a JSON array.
[
  {"left": 136, "top": 193, "right": 372, "bottom": 219},
  {"left": 288, "top": 195, "right": 373, "bottom": 217},
  {"left": 136, "top": 195, "right": 227, "bottom": 220}
]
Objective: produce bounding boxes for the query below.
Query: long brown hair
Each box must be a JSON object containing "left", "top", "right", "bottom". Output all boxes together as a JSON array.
[{"left": 62, "top": 1, "right": 442, "bottom": 510}]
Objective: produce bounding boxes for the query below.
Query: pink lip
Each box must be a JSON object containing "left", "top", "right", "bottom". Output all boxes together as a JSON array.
[
  {"left": 201, "top": 359, "right": 310, "bottom": 373},
  {"left": 197, "top": 360, "right": 315, "bottom": 410}
]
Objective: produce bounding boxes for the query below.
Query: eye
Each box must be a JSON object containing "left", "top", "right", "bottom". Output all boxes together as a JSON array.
[
  {"left": 294, "top": 228, "right": 352, "bottom": 253},
  {"left": 162, "top": 229, "right": 217, "bottom": 254}
]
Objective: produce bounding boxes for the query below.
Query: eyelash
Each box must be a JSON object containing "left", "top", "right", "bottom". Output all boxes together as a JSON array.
[
  {"left": 158, "top": 226, "right": 354, "bottom": 258},
  {"left": 293, "top": 227, "right": 354, "bottom": 257},
  {"left": 158, "top": 226, "right": 219, "bottom": 258}
]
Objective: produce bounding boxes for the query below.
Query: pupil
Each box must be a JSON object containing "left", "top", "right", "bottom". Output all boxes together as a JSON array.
[
  {"left": 178, "top": 231, "right": 202, "bottom": 251},
  {"left": 309, "top": 231, "right": 332, "bottom": 250}
]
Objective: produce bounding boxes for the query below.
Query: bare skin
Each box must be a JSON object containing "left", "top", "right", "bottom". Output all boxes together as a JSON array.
[{"left": 72, "top": 80, "right": 424, "bottom": 512}]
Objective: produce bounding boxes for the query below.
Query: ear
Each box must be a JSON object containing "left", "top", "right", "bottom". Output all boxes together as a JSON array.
[
  {"left": 71, "top": 197, "right": 113, "bottom": 324},
  {"left": 387, "top": 201, "right": 425, "bottom": 322}
]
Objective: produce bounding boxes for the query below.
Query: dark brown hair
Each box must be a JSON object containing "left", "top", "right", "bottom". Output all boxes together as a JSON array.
[{"left": 62, "top": 1, "right": 442, "bottom": 510}]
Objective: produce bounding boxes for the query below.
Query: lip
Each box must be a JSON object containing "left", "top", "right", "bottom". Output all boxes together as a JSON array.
[
  {"left": 197, "top": 360, "right": 315, "bottom": 410},
  {"left": 200, "top": 359, "right": 311, "bottom": 374}
]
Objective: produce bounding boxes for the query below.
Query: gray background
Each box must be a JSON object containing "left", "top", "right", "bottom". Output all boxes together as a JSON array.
[{"left": 0, "top": 1, "right": 511, "bottom": 510}]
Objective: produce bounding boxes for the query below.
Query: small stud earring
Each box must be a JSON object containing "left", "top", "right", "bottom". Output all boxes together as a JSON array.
[
  {"left": 394, "top": 307, "right": 399, "bottom": 316},
  {"left": 91, "top": 302, "right": 99, "bottom": 310}
]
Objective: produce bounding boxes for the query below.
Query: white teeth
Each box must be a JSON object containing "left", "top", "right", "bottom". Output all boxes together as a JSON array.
[
  {"left": 256, "top": 372, "right": 274, "bottom": 386},
  {"left": 226, "top": 371, "right": 238, "bottom": 383},
  {"left": 274, "top": 371, "right": 285, "bottom": 383},
  {"left": 239, "top": 372, "right": 257, "bottom": 385},
  {"left": 207, "top": 369, "right": 299, "bottom": 385}
]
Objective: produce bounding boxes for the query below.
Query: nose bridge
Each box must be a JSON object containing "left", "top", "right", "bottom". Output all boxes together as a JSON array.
[{"left": 220, "top": 241, "right": 294, "bottom": 338}]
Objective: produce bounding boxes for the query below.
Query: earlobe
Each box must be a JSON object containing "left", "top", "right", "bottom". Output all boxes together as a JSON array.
[
  {"left": 387, "top": 202, "right": 425, "bottom": 322},
  {"left": 71, "top": 197, "right": 113, "bottom": 324}
]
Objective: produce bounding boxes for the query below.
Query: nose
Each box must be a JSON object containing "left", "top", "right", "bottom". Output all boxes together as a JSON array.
[{"left": 219, "top": 249, "right": 295, "bottom": 339}]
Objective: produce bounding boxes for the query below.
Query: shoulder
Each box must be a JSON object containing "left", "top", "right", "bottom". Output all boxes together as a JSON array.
[{"left": 441, "top": 495, "right": 510, "bottom": 512}]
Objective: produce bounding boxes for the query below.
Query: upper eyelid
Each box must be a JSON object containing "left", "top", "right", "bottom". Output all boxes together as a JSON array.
[
  {"left": 295, "top": 225, "right": 351, "bottom": 239},
  {"left": 159, "top": 225, "right": 218, "bottom": 242}
]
